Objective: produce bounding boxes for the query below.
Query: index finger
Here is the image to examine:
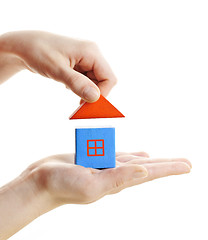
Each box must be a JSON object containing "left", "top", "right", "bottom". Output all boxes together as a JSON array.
[{"left": 92, "top": 54, "right": 117, "bottom": 97}]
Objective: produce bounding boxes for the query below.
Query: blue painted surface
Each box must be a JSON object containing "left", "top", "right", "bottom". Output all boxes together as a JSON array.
[{"left": 75, "top": 127, "right": 115, "bottom": 168}]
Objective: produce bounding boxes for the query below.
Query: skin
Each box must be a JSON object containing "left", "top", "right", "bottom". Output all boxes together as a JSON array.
[
  {"left": 0, "top": 31, "right": 192, "bottom": 239},
  {"left": 0, "top": 31, "right": 117, "bottom": 102}
]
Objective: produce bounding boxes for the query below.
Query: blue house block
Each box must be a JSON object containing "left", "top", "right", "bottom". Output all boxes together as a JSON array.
[{"left": 75, "top": 127, "right": 115, "bottom": 169}]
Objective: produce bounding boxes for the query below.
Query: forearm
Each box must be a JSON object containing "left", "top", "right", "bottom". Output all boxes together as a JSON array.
[
  {"left": 0, "top": 169, "right": 54, "bottom": 240},
  {"left": 0, "top": 33, "right": 25, "bottom": 84}
]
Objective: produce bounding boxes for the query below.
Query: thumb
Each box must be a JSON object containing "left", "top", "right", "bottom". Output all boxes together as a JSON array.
[
  {"left": 97, "top": 165, "right": 148, "bottom": 196},
  {"left": 63, "top": 68, "right": 100, "bottom": 102}
]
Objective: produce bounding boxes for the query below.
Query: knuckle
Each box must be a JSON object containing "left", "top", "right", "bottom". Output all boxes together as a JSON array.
[
  {"left": 111, "top": 76, "right": 118, "bottom": 86},
  {"left": 80, "top": 40, "right": 99, "bottom": 55},
  {"left": 88, "top": 41, "right": 99, "bottom": 50}
]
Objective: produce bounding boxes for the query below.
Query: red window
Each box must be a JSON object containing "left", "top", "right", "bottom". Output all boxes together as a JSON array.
[{"left": 87, "top": 139, "right": 105, "bottom": 156}]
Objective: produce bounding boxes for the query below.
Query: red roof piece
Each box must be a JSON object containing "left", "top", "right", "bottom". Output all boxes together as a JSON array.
[{"left": 69, "top": 95, "right": 125, "bottom": 119}]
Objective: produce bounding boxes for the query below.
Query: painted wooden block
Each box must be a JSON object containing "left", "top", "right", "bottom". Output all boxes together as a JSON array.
[
  {"left": 70, "top": 95, "right": 125, "bottom": 120},
  {"left": 75, "top": 127, "right": 115, "bottom": 169}
]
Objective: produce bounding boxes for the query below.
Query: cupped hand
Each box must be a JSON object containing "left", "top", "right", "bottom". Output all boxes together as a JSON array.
[
  {"left": 1, "top": 31, "right": 117, "bottom": 102},
  {"left": 24, "top": 152, "right": 191, "bottom": 206}
]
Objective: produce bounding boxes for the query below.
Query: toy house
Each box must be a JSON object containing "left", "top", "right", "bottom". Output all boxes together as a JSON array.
[{"left": 69, "top": 95, "right": 124, "bottom": 169}]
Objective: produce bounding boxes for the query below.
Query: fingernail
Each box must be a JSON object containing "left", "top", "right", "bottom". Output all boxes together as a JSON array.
[
  {"left": 133, "top": 167, "right": 148, "bottom": 178},
  {"left": 181, "top": 163, "right": 191, "bottom": 173},
  {"left": 83, "top": 86, "right": 100, "bottom": 102}
]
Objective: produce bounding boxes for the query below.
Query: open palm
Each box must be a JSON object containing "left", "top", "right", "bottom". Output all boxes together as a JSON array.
[{"left": 25, "top": 152, "right": 191, "bottom": 206}]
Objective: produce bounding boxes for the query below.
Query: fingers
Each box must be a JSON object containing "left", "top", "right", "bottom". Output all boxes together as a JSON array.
[
  {"left": 116, "top": 155, "right": 146, "bottom": 165},
  {"left": 142, "top": 162, "right": 191, "bottom": 181},
  {"left": 109, "top": 161, "right": 191, "bottom": 195},
  {"left": 116, "top": 152, "right": 150, "bottom": 157},
  {"left": 116, "top": 152, "right": 150, "bottom": 166},
  {"left": 92, "top": 58, "right": 117, "bottom": 97},
  {"left": 118, "top": 157, "right": 192, "bottom": 169},
  {"left": 62, "top": 68, "right": 100, "bottom": 102},
  {"left": 74, "top": 42, "right": 117, "bottom": 98},
  {"left": 56, "top": 41, "right": 116, "bottom": 101}
]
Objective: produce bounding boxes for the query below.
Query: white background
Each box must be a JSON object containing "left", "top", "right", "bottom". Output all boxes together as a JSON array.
[{"left": 0, "top": 0, "right": 207, "bottom": 239}]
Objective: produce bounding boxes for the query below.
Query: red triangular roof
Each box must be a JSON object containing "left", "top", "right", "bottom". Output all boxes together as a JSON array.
[{"left": 69, "top": 95, "right": 125, "bottom": 120}]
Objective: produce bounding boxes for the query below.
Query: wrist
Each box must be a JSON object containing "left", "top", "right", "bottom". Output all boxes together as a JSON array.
[
  {"left": 0, "top": 32, "right": 25, "bottom": 71},
  {"left": 0, "top": 168, "right": 55, "bottom": 239},
  {"left": 28, "top": 164, "right": 65, "bottom": 208},
  {"left": 21, "top": 167, "right": 59, "bottom": 212}
]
